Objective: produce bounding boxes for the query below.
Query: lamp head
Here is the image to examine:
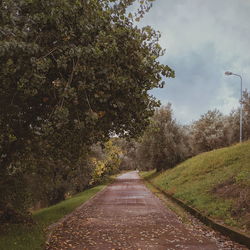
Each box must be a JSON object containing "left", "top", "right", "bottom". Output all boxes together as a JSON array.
[{"left": 225, "top": 71, "right": 233, "bottom": 75}]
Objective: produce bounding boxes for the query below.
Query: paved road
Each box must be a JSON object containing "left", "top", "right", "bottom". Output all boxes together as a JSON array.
[{"left": 46, "top": 171, "right": 244, "bottom": 249}]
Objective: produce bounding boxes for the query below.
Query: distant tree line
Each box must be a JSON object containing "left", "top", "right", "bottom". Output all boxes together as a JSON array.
[{"left": 120, "top": 90, "right": 250, "bottom": 171}]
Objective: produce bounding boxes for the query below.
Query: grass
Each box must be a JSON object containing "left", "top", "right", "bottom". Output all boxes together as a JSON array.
[
  {"left": 141, "top": 140, "right": 250, "bottom": 234},
  {"left": 140, "top": 171, "right": 193, "bottom": 225},
  {"left": 0, "top": 184, "right": 106, "bottom": 250}
]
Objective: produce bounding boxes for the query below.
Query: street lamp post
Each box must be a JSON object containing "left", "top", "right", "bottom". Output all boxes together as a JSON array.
[{"left": 225, "top": 71, "right": 243, "bottom": 143}]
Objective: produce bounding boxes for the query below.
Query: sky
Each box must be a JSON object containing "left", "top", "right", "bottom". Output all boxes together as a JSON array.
[{"left": 133, "top": 0, "right": 250, "bottom": 124}]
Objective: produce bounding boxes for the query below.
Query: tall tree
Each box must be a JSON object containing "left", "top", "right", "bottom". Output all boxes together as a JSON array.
[
  {"left": 191, "top": 109, "right": 226, "bottom": 154},
  {"left": 0, "top": 0, "right": 174, "bottom": 220},
  {"left": 135, "top": 104, "right": 190, "bottom": 171}
]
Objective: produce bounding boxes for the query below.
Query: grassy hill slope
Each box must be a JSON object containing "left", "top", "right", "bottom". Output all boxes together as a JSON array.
[{"left": 146, "top": 140, "right": 250, "bottom": 233}]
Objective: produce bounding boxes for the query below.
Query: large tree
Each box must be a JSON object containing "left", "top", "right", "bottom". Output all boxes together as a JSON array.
[
  {"left": 134, "top": 105, "right": 190, "bottom": 171},
  {"left": 0, "top": 0, "right": 174, "bottom": 219},
  {"left": 190, "top": 109, "right": 227, "bottom": 154}
]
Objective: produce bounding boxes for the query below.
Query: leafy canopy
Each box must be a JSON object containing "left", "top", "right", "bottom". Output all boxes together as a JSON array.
[
  {"left": 0, "top": 0, "right": 174, "bottom": 218},
  {"left": 0, "top": 0, "right": 174, "bottom": 162}
]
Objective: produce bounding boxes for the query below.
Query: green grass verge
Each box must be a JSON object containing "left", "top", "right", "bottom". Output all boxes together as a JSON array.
[
  {"left": 0, "top": 184, "right": 106, "bottom": 250},
  {"left": 139, "top": 171, "right": 192, "bottom": 225},
  {"left": 141, "top": 140, "right": 250, "bottom": 233}
]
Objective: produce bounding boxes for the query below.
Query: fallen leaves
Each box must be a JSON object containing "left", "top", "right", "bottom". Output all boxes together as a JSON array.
[{"left": 46, "top": 173, "right": 248, "bottom": 250}]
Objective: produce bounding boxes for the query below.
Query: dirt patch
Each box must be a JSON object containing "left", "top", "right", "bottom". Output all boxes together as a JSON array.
[{"left": 213, "top": 178, "right": 250, "bottom": 230}]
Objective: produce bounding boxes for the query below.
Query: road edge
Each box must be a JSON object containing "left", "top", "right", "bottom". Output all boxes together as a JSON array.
[
  {"left": 45, "top": 175, "right": 119, "bottom": 247},
  {"left": 142, "top": 176, "right": 250, "bottom": 248}
]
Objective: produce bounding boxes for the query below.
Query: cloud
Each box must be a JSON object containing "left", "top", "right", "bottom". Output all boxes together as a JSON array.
[{"left": 135, "top": 0, "right": 250, "bottom": 123}]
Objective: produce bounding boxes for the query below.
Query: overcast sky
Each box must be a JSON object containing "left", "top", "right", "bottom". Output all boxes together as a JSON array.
[{"left": 134, "top": 0, "right": 250, "bottom": 124}]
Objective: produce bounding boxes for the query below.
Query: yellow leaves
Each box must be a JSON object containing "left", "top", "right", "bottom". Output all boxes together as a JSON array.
[
  {"left": 43, "top": 97, "right": 49, "bottom": 103},
  {"left": 63, "top": 36, "right": 71, "bottom": 41},
  {"left": 52, "top": 79, "right": 62, "bottom": 87},
  {"left": 6, "top": 58, "right": 13, "bottom": 66},
  {"left": 89, "top": 158, "right": 106, "bottom": 185},
  {"left": 98, "top": 111, "right": 106, "bottom": 118},
  {"left": 89, "top": 140, "right": 122, "bottom": 185},
  {"left": 9, "top": 134, "right": 17, "bottom": 143}
]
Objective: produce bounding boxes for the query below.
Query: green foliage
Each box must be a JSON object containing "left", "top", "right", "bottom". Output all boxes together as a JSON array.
[
  {"left": 0, "top": 0, "right": 173, "bottom": 152},
  {"left": 190, "top": 109, "right": 227, "bottom": 154},
  {"left": 139, "top": 170, "right": 157, "bottom": 179},
  {"left": 126, "top": 104, "right": 190, "bottom": 171},
  {"left": 0, "top": 185, "right": 106, "bottom": 250},
  {"left": 0, "top": 0, "right": 174, "bottom": 220},
  {"left": 147, "top": 140, "right": 250, "bottom": 232},
  {"left": 116, "top": 138, "right": 139, "bottom": 170},
  {"left": 89, "top": 140, "right": 122, "bottom": 185},
  {"left": 121, "top": 89, "right": 250, "bottom": 174}
]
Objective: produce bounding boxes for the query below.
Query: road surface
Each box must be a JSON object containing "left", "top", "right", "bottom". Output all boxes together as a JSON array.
[{"left": 46, "top": 171, "right": 246, "bottom": 249}]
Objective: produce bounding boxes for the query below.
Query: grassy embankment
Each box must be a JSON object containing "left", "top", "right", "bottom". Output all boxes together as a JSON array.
[
  {"left": 142, "top": 140, "right": 250, "bottom": 234},
  {"left": 0, "top": 184, "right": 107, "bottom": 250}
]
